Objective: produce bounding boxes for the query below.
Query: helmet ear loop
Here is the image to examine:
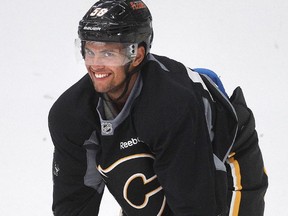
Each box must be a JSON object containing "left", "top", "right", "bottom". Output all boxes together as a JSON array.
[
  {"left": 81, "top": 41, "right": 86, "bottom": 59},
  {"left": 102, "top": 51, "right": 148, "bottom": 104},
  {"left": 117, "top": 53, "right": 148, "bottom": 101},
  {"left": 112, "top": 53, "right": 144, "bottom": 102},
  {"left": 111, "top": 62, "right": 133, "bottom": 102},
  {"left": 148, "top": 31, "right": 153, "bottom": 53}
]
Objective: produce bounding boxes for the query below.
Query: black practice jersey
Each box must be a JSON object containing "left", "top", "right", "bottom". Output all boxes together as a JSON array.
[{"left": 49, "top": 54, "right": 267, "bottom": 216}]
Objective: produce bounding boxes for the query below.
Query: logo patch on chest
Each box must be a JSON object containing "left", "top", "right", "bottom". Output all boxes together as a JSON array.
[{"left": 101, "top": 122, "right": 113, "bottom": 135}]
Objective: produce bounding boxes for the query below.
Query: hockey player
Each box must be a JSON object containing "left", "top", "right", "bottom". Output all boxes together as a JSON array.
[{"left": 48, "top": 0, "right": 268, "bottom": 215}]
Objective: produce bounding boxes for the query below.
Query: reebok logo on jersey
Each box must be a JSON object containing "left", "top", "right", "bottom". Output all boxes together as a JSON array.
[{"left": 120, "top": 137, "right": 141, "bottom": 150}]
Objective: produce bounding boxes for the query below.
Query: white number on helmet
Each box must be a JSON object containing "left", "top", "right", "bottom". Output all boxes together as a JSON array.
[{"left": 90, "top": 8, "right": 108, "bottom": 17}]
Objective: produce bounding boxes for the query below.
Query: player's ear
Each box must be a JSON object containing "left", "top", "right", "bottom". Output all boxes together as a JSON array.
[{"left": 131, "top": 46, "right": 145, "bottom": 67}]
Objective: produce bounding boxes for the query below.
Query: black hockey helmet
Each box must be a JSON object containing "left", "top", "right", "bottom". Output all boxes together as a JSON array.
[{"left": 78, "top": 0, "right": 153, "bottom": 54}]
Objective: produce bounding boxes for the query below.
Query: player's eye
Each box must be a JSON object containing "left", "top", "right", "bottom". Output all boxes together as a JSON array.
[
  {"left": 102, "top": 50, "right": 117, "bottom": 58},
  {"left": 85, "top": 48, "right": 95, "bottom": 57}
]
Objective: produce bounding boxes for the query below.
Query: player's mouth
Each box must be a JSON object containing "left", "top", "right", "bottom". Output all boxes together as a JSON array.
[
  {"left": 94, "top": 73, "right": 110, "bottom": 79},
  {"left": 89, "top": 67, "right": 112, "bottom": 80}
]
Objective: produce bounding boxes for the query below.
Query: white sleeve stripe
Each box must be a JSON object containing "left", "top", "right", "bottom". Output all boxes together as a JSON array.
[{"left": 186, "top": 67, "right": 214, "bottom": 101}]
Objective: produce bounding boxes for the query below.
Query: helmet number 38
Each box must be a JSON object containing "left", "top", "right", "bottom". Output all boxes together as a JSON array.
[{"left": 90, "top": 8, "right": 108, "bottom": 17}]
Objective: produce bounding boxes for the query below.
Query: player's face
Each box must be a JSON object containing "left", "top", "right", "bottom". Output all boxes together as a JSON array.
[{"left": 85, "top": 42, "right": 144, "bottom": 100}]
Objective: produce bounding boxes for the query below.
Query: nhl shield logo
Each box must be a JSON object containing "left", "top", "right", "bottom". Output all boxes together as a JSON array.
[{"left": 101, "top": 122, "right": 113, "bottom": 136}]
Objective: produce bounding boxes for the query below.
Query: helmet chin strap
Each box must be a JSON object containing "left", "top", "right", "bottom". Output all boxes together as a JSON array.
[{"left": 103, "top": 56, "right": 147, "bottom": 103}]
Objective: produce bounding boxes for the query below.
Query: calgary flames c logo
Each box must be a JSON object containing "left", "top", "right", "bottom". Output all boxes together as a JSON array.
[
  {"left": 124, "top": 173, "right": 165, "bottom": 209},
  {"left": 98, "top": 154, "right": 167, "bottom": 215}
]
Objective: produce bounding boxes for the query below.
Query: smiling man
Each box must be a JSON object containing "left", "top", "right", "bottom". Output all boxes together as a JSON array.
[
  {"left": 82, "top": 41, "right": 145, "bottom": 109},
  {"left": 48, "top": 0, "right": 268, "bottom": 215}
]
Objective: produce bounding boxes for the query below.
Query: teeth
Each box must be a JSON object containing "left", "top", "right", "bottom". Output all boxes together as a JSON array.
[{"left": 94, "top": 73, "right": 109, "bottom": 78}]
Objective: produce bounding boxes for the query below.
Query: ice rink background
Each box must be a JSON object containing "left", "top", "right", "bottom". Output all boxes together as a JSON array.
[{"left": 0, "top": 0, "right": 287, "bottom": 215}]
